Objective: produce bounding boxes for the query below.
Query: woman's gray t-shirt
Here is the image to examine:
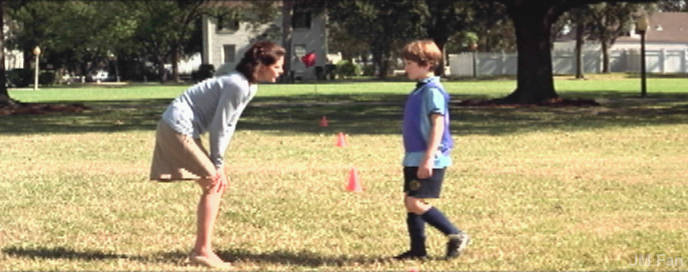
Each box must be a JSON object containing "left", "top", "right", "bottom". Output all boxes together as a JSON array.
[{"left": 161, "top": 72, "right": 256, "bottom": 168}]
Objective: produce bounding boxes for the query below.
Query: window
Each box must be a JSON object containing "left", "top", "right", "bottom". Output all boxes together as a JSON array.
[
  {"left": 293, "top": 44, "right": 307, "bottom": 59},
  {"left": 224, "top": 44, "right": 236, "bottom": 63},
  {"left": 217, "top": 17, "right": 239, "bottom": 32},
  {"left": 292, "top": 6, "right": 311, "bottom": 29}
]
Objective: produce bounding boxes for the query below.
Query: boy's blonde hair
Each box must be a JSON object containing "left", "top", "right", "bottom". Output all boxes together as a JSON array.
[{"left": 401, "top": 39, "right": 442, "bottom": 70}]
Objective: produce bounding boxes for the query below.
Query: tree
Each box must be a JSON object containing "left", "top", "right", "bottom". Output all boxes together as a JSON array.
[
  {"left": 422, "top": 0, "right": 474, "bottom": 76},
  {"left": 6, "top": 1, "right": 137, "bottom": 81},
  {"left": 494, "top": 0, "right": 654, "bottom": 104},
  {"left": 281, "top": 0, "right": 293, "bottom": 82},
  {"left": 128, "top": 0, "right": 208, "bottom": 82},
  {"left": 471, "top": 1, "right": 516, "bottom": 53},
  {"left": 330, "top": 0, "right": 423, "bottom": 79},
  {"left": 0, "top": 0, "right": 9, "bottom": 105},
  {"left": 557, "top": 6, "right": 595, "bottom": 79},
  {"left": 327, "top": 20, "right": 370, "bottom": 63},
  {"left": 587, "top": 2, "right": 648, "bottom": 73},
  {"left": 656, "top": 0, "right": 687, "bottom": 11},
  {"left": 5, "top": 1, "right": 54, "bottom": 71}
]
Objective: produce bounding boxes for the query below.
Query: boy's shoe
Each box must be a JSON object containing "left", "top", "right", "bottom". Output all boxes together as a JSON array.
[
  {"left": 446, "top": 232, "right": 470, "bottom": 260},
  {"left": 393, "top": 250, "right": 428, "bottom": 260}
]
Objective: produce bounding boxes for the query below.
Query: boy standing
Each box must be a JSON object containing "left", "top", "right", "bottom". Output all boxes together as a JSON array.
[{"left": 395, "top": 40, "right": 469, "bottom": 260}]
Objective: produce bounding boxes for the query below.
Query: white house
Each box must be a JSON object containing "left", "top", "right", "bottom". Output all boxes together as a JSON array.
[
  {"left": 3, "top": 21, "right": 23, "bottom": 70},
  {"left": 203, "top": 1, "right": 327, "bottom": 80},
  {"left": 609, "top": 12, "right": 688, "bottom": 73},
  {"left": 450, "top": 12, "right": 688, "bottom": 77},
  {"left": 552, "top": 12, "right": 688, "bottom": 74}
]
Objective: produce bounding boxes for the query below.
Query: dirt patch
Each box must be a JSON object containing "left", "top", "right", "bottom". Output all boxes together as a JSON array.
[
  {"left": 0, "top": 102, "right": 90, "bottom": 116},
  {"left": 455, "top": 97, "right": 600, "bottom": 107}
]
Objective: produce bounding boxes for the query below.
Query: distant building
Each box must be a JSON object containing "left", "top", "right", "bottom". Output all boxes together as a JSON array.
[
  {"left": 203, "top": 1, "right": 327, "bottom": 80},
  {"left": 3, "top": 21, "right": 23, "bottom": 70},
  {"left": 553, "top": 12, "right": 688, "bottom": 74},
  {"left": 615, "top": 12, "right": 688, "bottom": 51}
]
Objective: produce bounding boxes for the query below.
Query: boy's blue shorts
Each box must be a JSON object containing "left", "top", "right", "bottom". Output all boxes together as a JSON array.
[{"left": 403, "top": 167, "right": 446, "bottom": 199}]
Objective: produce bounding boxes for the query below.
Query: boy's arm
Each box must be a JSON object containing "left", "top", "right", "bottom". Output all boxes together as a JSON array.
[{"left": 417, "top": 113, "right": 444, "bottom": 179}]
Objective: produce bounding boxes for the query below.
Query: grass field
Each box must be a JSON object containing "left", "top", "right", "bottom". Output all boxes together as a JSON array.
[{"left": 1, "top": 75, "right": 687, "bottom": 271}]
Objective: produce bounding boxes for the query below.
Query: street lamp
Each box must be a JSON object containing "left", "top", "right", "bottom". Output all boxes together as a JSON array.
[
  {"left": 33, "top": 46, "right": 41, "bottom": 91},
  {"left": 635, "top": 14, "right": 648, "bottom": 97}
]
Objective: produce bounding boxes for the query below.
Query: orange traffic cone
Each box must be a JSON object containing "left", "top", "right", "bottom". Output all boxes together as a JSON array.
[
  {"left": 336, "top": 132, "right": 347, "bottom": 147},
  {"left": 319, "top": 116, "right": 329, "bottom": 127},
  {"left": 347, "top": 167, "right": 362, "bottom": 192}
]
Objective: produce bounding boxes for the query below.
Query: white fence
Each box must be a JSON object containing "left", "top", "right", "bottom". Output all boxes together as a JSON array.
[{"left": 448, "top": 49, "right": 688, "bottom": 77}]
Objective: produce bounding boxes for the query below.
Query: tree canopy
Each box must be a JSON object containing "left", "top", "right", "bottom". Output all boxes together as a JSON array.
[
  {"left": 495, "top": 0, "right": 655, "bottom": 104},
  {"left": 0, "top": 0, "right": 667, "bottom": 105}
]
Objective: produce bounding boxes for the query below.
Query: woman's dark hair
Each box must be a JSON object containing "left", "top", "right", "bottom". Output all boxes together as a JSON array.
[{"left": 236, "top": 41, "right": 286, "bottom": 82}]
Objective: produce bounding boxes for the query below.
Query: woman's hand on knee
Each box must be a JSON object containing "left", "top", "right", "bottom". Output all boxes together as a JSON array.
[
  {"left": 198, "top": 169, "right": 228, "bottom": 193},
  {"left": 215, "top": 168, "right": 228, "bottom": 193}
]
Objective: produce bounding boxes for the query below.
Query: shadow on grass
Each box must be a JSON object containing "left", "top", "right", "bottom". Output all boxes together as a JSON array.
[
  {"left": 2, "top": 245, "right": 384, "bottom": 268},
  {"left": 2, "top": 246, "right": 130, "bottom": 261},
  {"left": 1, "top": 92, "right": 687, "bottom": 136},
  {"left": 217, "top": 248, "right": 384, "bottom": 267}
]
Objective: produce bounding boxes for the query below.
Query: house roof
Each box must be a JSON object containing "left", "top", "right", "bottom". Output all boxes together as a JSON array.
[
  {"left": 618, "top": 12, "right": 688, "bottom": 43},
  {"left": 556, "top": 12, "right": 688, "bottom": 44}
]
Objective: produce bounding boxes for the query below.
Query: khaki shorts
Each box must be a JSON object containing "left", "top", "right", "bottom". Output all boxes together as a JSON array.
[{"left": 149, "top": 120, "right": 216, "bottom": 181}]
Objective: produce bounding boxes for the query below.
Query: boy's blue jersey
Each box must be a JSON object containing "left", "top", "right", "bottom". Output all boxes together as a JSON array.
[{"left": 402, "top": 76, "right": 453, "bottom": 168}]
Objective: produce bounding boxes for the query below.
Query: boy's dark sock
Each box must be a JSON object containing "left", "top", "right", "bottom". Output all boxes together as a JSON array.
[
  {"left": 421, "top": 207, "right": 460, "bottom": 236},
  {"left": 406, "top": 212, "right": 426, "bottom": 254}
]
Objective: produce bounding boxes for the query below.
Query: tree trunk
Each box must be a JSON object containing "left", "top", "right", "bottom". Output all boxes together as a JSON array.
[
  {"left": 601, "top": 40, "right": 609, "bottom": 73},
  {"left": 172, "top": 47, "right": 180, "bottom": 82},
  {"left": 0, "top": 0, "right": 10, "bottom": 103},
  {"left": 281, "top": 0, "right": 293, "bottom": 83},
  {"left": 372, "top": 50, "right": 390, "bottom": 80},
  {"left": 433, "top": 38, "right": 448, "bottom": 76},
  {"left": 575, "top": 20, "right": 584, "bottom": 79},
  {"left": 157, "top": 57, "right": 167, "bottom": 83},
  {"left": 500, "top": 2, "right": 559, "bottom": 104}
]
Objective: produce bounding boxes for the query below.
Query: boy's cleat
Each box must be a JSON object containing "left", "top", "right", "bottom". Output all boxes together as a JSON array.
[
  {"left": 446, "top": 233, "right": 470, "bottom": 260},
  {"left": 393, "top": 250, "right": 428, "bottom": 260}
]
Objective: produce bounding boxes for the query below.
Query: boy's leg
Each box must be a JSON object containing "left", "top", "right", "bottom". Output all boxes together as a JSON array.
[
  {"left": 421, "top": 206, "right": 459, "bottom": 235},
  {"left": 394, "top": 211, "right": 427, "bottom": 259},
  {"left": 407, "top": 196, "right": 469, "bottom": 259},
  {"left": 420, "top": 206, "right": 469, "bottom": 259},
  {"left": 395, "top": 196, "right": 429, "bottom": 259}
]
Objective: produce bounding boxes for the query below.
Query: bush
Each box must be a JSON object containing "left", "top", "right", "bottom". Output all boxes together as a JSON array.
[
  {"left": 39, "top": 71, "right": 56, "bottom": 85},
  {"left": 362, "top": 64, "right": 376, "bottom": 76},
  {"left": 6, "top": 68, "right": 32, "bottom": 87},
  {"left": 192, "top": 64, "right": 215, "bottom": 82},
  {"left": 336, "top": 60, "right": 361, "bottom": 79}
]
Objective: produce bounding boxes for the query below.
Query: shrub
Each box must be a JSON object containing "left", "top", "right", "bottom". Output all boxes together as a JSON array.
[
  {"left": 336, "top": 60, "right": 361, "bottom": 79},
  {"left": 6, "top": 68, "right": 32, "bottom": 87},
  {"left": 362, "top": 64, "right": 376, "bottom": 76},
  {"left": 39, "top": 71, "right": 56, "bottom": 85},
  {"left": 192, "top": 64, "right": 215, "bottom": 82}
]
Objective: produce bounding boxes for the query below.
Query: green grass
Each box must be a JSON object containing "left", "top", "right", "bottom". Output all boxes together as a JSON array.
[{"left": 2, "top": 75, "right": 688, "bottom": 271}]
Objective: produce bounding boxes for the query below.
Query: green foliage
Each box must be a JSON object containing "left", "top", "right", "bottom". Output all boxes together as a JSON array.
[
  {"left": 361, "top": 64, "right": 376, "bottom": 76},
  {"left": 558, "top": 2, "right": 655, "bottom": 73},
  {"left": 335, "top": 60, "right": 361, "bottom": 78},
  {"left": 39, "top": 71, "right": 56, "bottom": 85},
  {"left": 191, "top": 64, "right": 215, "bottom": 82},
  {"left": 6, "top": 69, "right": 32, "bottom": 88},
  {"left": 656, "top": 0, "right": 687, "bottom": 11},
  {"left": 7, "top": 1, "right": 138, "bottom": 77},
  {"left": 329, "top": 0, "right": 425, "bottom": 78}
]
